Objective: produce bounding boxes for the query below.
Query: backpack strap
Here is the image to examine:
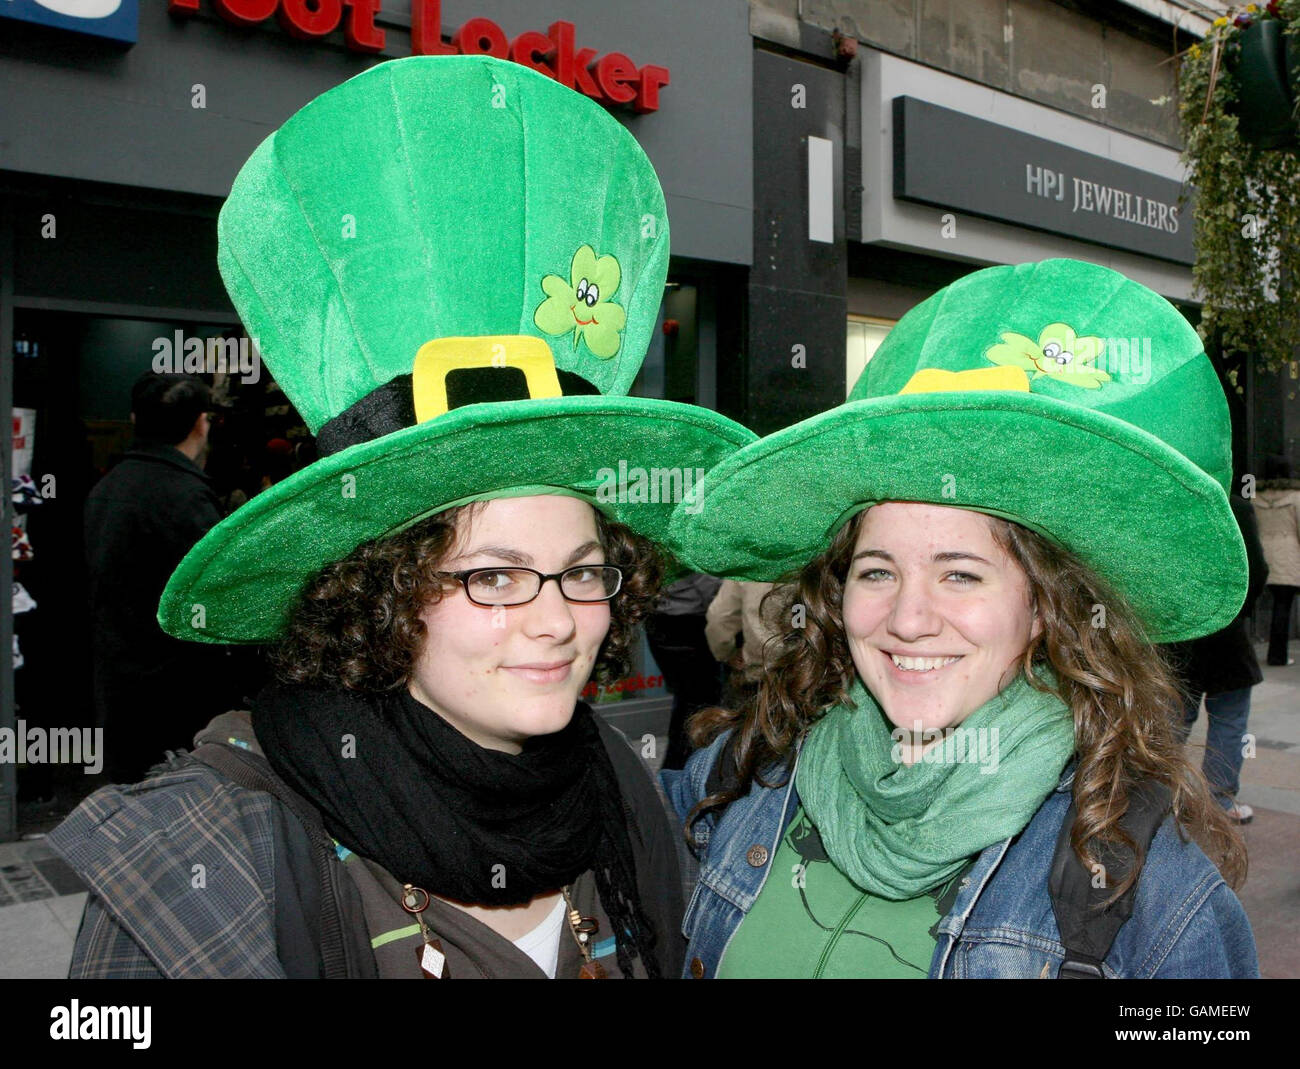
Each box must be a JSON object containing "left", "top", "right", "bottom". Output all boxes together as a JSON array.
[
  {"left": 1048, "top": 779, "right": 1172, "bottom": 978},
  {"left": 191, "top": 742, "right": 364, "bottom": 979}
]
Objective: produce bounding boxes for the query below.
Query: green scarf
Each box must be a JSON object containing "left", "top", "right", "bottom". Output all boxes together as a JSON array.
[{"left": 796, "top": 670, "right": 1076, "bottom": 900}]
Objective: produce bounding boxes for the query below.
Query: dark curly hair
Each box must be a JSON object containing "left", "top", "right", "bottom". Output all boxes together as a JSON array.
[
  {"left": 689, "top": 509, "right": 1248, "bottom": 899},
  {"left": 272, "top": 501, "right": 664, "bottom": 691}
]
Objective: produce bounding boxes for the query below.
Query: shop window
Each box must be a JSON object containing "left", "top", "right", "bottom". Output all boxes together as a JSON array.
[
  {"left": 846, "top": 315, "right": 895, "bottom": 396},
  {"left": 632, "top": 280, "right": 701, "bottom": 404}
]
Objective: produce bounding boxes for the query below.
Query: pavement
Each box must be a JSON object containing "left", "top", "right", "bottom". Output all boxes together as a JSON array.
[
  {"left": 1, "top": 645, "right": 1297, "bottom": 978},
  {"left": 1204, "top": 650, "right": 1300, "bottom": 979}
]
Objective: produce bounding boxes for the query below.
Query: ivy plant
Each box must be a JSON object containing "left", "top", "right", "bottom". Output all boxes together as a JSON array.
[{"left": 1178, "top": 1, "right": 1300, "bottom": 378}]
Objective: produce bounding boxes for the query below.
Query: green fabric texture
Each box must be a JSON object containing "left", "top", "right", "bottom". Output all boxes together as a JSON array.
[
  {"left": 162, "top": 397, "right": 751, "bottom": 644},
  {"left": 796, "top": 672, "right": 1075, "bottom": 900},
  {"left": 850, "top": 260, "right": 1231, "bottom": 490},
  {"left": 717, "top": 807, "right": 952, "bottom": 978},
  {"left": 670, "top": 259, "right": 1247, "bottom": 642},
  {"left": 158, "top": 55, "right": 757, "bottom": 643},
  {"left": 218, "top": 56, "right": 668, "bottom": 429}
]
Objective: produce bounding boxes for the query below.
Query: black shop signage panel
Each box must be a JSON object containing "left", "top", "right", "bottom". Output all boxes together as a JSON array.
[{"left": 892, "top": 96, "right": 1194, "bottom": 265}]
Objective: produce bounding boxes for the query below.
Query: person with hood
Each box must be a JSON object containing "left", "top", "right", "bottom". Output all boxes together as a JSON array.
[{"left": 49, "top": 55, "right": 754, "bottom": 980}]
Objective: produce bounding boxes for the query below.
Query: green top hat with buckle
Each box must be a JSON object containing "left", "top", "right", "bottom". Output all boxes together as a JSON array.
[
  {"left": 158, "top": 55, "right": 755, "bottom": 645},
  {"left": 671, "top": 259, "right": 1245, "bottom": 643}
]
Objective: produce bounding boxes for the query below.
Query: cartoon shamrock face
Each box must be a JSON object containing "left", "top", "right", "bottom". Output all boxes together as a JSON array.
[
  {"left": 534, "top": 245, "right": 627, "bottom": 360},
  {"left": 985, "top": 323, "right": 1111, "bottom": 389}
]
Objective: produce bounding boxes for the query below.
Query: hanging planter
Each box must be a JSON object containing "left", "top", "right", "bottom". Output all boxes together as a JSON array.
[
  {"left": 1287, "top": 21, "right": 1300, "bottom": 103},
  {"left": 1178, "top": 2, "right": 1300, "bottom": 376},
  {"left": 1230, "top": 18, "right": 1297, "bottom": 149}
]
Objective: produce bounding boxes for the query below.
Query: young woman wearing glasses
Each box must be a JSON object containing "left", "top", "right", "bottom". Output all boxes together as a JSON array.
[
  {"left": 55, "top": 491, "right": 691, "bottom": 979},
  {"left": 47, "top": 54, "right": 757, "bottom": 980},
  {"left": 256, "top": 491, "right": 682, "bottom": 978}
]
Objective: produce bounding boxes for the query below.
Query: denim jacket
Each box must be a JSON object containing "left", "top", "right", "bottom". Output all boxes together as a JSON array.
[{"left": 660, "top": 731, "right": 1259, "bottom": 979}]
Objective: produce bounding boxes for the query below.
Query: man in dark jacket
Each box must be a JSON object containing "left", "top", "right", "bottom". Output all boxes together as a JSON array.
[
  {"left": 85, "top": 373, "right": 249, "bottom": 781},
  {"left": 1165, "top": 493, "right": 1269, "bottom": 824}
]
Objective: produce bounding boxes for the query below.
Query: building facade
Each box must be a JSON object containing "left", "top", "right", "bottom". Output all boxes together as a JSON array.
[
  {"left": 5, "top": 0, "right": 1295, "bottom": 837},
  {"left": 0, "top": 0, "right": 754, "bottom": 836}
]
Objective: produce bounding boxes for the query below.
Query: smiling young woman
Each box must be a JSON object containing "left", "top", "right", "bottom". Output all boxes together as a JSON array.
[
  {"left": 275, "top": 495, "right": 654, "bottom": 752},
  {"left": 662, "top": 259, "right": 1258, "bottom": 979}
]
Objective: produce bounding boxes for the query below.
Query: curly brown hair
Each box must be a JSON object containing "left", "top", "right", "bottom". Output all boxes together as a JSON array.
[
  {"left": 689, "top": 508, "right": 1248, "bottom": 897},
  {"left": 272, "top": 501, "right": 664, "bottom": 692}
]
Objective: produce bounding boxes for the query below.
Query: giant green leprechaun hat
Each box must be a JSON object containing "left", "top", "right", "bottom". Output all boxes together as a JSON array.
[
  {"left": 158, "top": 55, "right": 755, "bottom": 644},
  {"left": 670, "top": 259, "right": 1245, "bottom": 643}
]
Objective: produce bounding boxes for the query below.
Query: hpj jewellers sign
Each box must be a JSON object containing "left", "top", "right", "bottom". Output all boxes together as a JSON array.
[{"left": 892, "top": 97, "right": 1193, "bottom": 265}]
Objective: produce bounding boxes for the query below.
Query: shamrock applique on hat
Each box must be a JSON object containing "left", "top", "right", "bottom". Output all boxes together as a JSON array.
[
  {"left": 671, "top": 259, "right": 1245, "bottom": 643},
  {"left": 159, "top": 56, "right": 755, "bottom": 644}
]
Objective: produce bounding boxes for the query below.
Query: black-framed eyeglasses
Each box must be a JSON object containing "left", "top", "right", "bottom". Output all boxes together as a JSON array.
[{"left": 438, "top": 565, "right": 624, "bottom": 607}]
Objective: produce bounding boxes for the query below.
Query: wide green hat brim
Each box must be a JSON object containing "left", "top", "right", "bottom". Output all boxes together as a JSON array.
[
  {"left": 670, "top": 390, "right": 1245, "bottom": 643},
  {"left": 161, "top": 397, "right": 754, "bottom": 644}
]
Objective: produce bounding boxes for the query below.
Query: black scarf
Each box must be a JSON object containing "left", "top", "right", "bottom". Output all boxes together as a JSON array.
[{"left": 251, "top": 684, "right": 659, "bottom": 977}]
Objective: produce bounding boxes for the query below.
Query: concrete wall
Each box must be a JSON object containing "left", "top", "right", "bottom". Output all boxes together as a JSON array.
[{"left": 757, "top": 0, "right": 1183, "bottom": 147}]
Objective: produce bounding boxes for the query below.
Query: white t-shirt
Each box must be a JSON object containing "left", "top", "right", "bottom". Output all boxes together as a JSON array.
[{"left": 511, "top": 895, "right": 567, "bottom": 979}]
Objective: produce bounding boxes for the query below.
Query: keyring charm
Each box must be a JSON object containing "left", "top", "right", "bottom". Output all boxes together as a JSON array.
[
  {"left": 399, "top": 884, "right": 448, "bottom": 979},
  {"left": 562, "top": 886, "right": 607, "bottom": 979},
  {"left": 401, "top": 884, "right": 431, "bottom": 914}
]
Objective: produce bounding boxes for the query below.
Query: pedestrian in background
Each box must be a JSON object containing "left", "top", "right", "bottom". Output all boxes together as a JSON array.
[
  {"left": 1256, "top": 455, "right": 1300, "bottom": 666},
  {"left": 1165, "top": 493, "right": 1268, "bottom": 824},
  {"left": 645, "top": 572, "right": 723, "bottom": 770},
  {"left": 84, "top": 372, "right": 251, "bottom": 781},
  {"left": 705, "top": 579, "right": 778, "bottom": 707}
]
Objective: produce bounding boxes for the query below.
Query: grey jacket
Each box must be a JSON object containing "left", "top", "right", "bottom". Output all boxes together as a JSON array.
[{"left": 49, "top": 710, "right": 685, "bottom": 978}]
